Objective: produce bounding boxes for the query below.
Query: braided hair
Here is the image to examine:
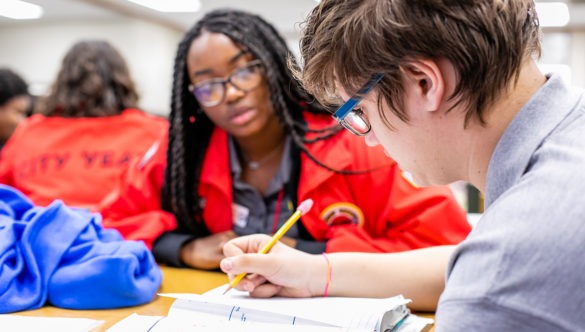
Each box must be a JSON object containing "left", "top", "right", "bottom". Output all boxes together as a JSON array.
[{"left": 163, "top": 9, "right": 342, "bottom": 233}]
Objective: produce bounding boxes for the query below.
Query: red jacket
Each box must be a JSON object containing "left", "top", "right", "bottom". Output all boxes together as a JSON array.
[
  {"left": 100, "top": 113, "right": 470, "bottom": 252},
  {"left": 0, "top": 109, "right": 168, "bottom": 208}
]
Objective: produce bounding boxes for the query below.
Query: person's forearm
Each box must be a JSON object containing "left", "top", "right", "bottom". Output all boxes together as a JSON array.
[{"left": 314, "top": 245, "right": 455, "bottom": 311}]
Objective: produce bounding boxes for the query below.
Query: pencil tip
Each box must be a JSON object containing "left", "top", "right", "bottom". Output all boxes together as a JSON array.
[{"left": 222, "top": 285, "right": 232, "bottom": 295}]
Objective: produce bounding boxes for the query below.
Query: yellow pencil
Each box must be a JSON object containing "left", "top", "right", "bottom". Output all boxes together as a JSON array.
[{"left": 223, "top": 198, "right": 314, "bottom": 295}]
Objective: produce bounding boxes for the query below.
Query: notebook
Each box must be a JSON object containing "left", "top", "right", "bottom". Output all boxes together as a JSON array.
[{"left": 108, "top": 285, "right": 433, "bottom": 332}]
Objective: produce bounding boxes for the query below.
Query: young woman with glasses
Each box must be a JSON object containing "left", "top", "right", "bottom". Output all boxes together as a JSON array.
[{"left": 98, "top": 9, "right": 471, "bottom": 270}]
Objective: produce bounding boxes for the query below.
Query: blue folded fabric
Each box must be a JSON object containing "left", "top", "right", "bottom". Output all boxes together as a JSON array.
[{"left": 0, "top": 185, "right": 162, "bottom": 313}]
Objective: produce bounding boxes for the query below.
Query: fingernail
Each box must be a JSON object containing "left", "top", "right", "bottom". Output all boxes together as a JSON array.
[{"left": 221, "top": 259, "right": 233, "bottom": 271}]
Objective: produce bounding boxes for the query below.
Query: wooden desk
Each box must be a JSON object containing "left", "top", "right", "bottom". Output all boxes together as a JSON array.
[
  {"left": 12, "top": 266, "right": 435, "bottom": 331},
  {"left": 13, "top": 266, "right": 228, "bottom": 331}
]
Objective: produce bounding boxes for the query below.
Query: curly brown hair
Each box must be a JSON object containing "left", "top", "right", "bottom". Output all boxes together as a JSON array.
[{"left": 37, "top": 39, "right": 138, "bottom": 117}]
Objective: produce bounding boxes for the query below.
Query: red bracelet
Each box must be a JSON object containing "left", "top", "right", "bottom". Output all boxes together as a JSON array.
[{"left": 322, "top": 253, "right": 331, "bottom": 297}]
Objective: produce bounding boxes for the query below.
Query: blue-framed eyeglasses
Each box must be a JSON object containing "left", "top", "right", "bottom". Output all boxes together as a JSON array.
[{"left": 333, "top": 73, "right": 384, "bottom": 136}]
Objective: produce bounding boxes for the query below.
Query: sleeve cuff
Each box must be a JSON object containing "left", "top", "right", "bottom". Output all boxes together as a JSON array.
[
  {"left": 152, "top": 232, "right": 195, "bottom": 267},
  {"left": 295, "top": 239, "right": 326, "bottom": 254}
]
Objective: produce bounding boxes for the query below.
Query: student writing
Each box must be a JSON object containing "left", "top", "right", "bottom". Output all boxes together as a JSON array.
[{"left": 220, "top": 1, "right": 585, "bottom": 331}]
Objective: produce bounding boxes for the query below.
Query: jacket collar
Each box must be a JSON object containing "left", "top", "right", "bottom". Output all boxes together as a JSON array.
[
  {"left": 199, "top": 113, "right": 355, "bottom": 199},
  {"left": 297, "top": 113, "right": 354, "bottom": 196},
  {"left": 200, "top": 128, "right": 232, "bottom": 199}
]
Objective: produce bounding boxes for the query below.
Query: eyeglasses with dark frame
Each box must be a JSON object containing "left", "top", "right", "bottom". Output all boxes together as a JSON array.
[
  {"left": 332, "top": 73, "right": 384, "bottom": 136},
  {"left": 189, "top": 59, "right": 264, "bottom": 107}
]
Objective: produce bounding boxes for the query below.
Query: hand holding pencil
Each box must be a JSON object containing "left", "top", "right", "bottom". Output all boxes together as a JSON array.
[{"left": 222, "top": 198, "right": 314, "bottom": 295}]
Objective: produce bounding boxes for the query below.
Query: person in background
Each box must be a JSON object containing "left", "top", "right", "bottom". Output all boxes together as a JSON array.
[
  {"left": 99, "top": 9, "right": 471, "bottom": 270},
  {"left": 0, "top": 68, "right": 31, "bottom": 150},
  {"left": 220, "top": 1, "right": 585, "bottom": 331},
  {"left": 0, "top": 40, "right": 168, "bottom": 209}
]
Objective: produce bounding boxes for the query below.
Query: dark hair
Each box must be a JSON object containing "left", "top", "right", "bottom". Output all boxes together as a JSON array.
[
  {"left": 36, "top": 39, "right": 139, "bottom": 117},
  {"left": 297, "top": 0, "right": 541, "bottom": 126},
  {"left": 0, "top": 68, "right": 28, "bottom": 106},
  {"left": 163, "top": 8, "right": 340, "bottom": 232}
]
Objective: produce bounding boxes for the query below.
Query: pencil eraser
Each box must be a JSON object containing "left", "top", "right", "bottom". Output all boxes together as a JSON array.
[{"left": 297, "top": 198, "right": 314, "bottom": 215}]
